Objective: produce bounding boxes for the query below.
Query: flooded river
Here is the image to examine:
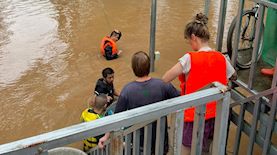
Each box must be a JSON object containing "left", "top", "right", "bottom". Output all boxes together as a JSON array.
[{"left": 0, "top": 0, "right": 258, "bottom": 154}]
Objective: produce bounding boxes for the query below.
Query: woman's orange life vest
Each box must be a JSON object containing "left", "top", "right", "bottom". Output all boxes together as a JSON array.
[
  {"left": 178, "top": 51, "right": 227, "bottom": 122},
  {"left": 100, "top": 36, "right": 118, "bottom": 56}
]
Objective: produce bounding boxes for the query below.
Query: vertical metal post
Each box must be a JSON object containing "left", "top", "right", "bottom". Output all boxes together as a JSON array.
[
  {"left": 225, "top": 108, "right": 232, "bottom": 154},
  {"left": 248, "top": 5, "right": 265, "bottom": 89},
  {"left": 191, "top": 105, "right": 206, "bottom": 155},
  {"left": 173, "top": 110, "right": 184, "bottom": 155},
  {"left": 125, "top": 134, "right": 132, "bottom": 155},
  {"left": 247, "top": 99, "right": 261, "bottom": 155},
  {"left": 110, "top": 133, "right": 123, "bottom": 155},
  {"left": 143, "top": 124, "right": 153, "bottom": 155},
  {"left": 106, "top": 143, "right": 109, "bottom": 155},
  {"left": 232, "top": 104, "right": 246, "bottom": 155},
  {"left": 262, "top": 91, "right": 277, "bottom": 155},
  {"left": 212, "top": 92, "right": 230, "bottom": 155},
  {"left": 204, "top": 0, "right": 211, "bottom": 17},
  {"left": 216, "top": 0, "right": 228, "bottom": 51},
  {"left": 149, "top": 0, "right": 157, "bottom": 72},
  {"left": 119, "top": 135, "right": 124, "bottom": 155},
  {"left": 231, "top": 0, "right": 245, "bottom": 66},
  {"left": 133, "top": 129, "right": 141, "bottom": 155},
  {"left": 271, "top": 59, "right": 277, "bottom": 88},
  {"left": 155, "top": 117, "right": 166, "bottom": 155}
]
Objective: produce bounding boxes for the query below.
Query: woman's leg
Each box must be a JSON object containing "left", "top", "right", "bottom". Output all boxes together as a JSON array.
[{"left": 182, "top": 121, "right": 193, "bottom": 155}]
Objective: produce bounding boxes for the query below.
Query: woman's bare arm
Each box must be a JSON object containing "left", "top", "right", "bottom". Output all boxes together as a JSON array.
[{"left": 162, "top": 62, "right": 183, "bottom": 83}]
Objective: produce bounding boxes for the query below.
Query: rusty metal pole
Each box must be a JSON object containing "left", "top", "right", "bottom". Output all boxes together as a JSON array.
[
  {"left": 204, "top": 0, "right": 211, "bottom": 16},
  {"left": 149, "top": 0, "right": 157, "bottom": 72},
  {"left": 216, "top": 0, "right": 228, "bottom": 51}
]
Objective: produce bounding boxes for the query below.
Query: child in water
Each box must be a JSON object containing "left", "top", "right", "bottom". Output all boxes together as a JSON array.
[{"left": 100, "top": 30, "right": 123, "bottom": 60}]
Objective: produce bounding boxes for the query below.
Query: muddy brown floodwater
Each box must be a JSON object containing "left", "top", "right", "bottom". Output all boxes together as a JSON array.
[{"left": 0, "top": 0, "right": 262, "bottom": 154}]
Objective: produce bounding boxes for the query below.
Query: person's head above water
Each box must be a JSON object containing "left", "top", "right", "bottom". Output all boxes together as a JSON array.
[
  {"left": 131, "top": 51, "right": 150, "bottom": 77},
  {"left": 102, "top": 67, "right": 114, "bottom": 84},
  {"left": 110, "top": 29, "right": 122, "bottom": 42},
  {"left": 184, "top": 13, "right": 210, "bottom": 51}
]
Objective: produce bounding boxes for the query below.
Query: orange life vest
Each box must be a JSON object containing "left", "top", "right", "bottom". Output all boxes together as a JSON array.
[
  {"left": 100, "top": 36, "right": 118, "bottom": 56},
  {"left": 178, "top": 51, "right": 227, "bottom": 122}
]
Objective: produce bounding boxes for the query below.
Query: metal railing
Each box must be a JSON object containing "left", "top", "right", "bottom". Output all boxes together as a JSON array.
[
  {"left": 0, "top": 82, "right": 230, "bottom": 155},
  {"left": 230, "top": 82, "right": 277, "bottom": 155},
  {"left": 227, "top": 0, "right": 277, "bottom": 154}
]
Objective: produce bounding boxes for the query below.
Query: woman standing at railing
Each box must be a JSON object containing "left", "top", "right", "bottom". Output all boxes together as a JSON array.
[{"left": 162, "top": 13, "right": 236, "bottom": 155}]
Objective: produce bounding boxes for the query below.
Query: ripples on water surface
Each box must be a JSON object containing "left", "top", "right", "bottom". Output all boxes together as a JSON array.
[
  {"left": 0, "top": 0, "right": 257, "bottom": 153},
  {"left": 0, "top": 0, "right": 63, "bottom": 86}
]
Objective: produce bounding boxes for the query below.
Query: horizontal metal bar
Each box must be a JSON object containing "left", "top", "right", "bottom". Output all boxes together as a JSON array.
[
  {"left": 252, "top": 0, "right": 277, "bottom": 10},
  {"left": 230, "top": 89, "right": 253, "bottom": 108},
  {"left": 230, "top": 87, "right": 277, "bottom": 107},
  {"left": 0, "top": 85, "right": 227, "bottom": 154},
  {"left": 233, "top": 80, "right": 255, "bottom": 95},
  {"left": 230, "top": 111, "right": 277, "bottom": 154},
  {"left": 123, "top": 119, "right": 156, "bottom": 135},
  {"left": 231, "top": 90, "right": 272, "bottom": 118},
  {"left": 232, "top": 80, "right": 271, "bottom": 107}
]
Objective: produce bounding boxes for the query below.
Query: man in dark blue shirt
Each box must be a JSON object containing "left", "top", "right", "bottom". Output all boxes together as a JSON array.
[{"left": 98, "top": 51, "right": 179, "bottom": 154}]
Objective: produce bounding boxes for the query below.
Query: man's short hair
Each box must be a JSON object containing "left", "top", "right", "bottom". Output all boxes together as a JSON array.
[
  {"left": 131, "top": 51, "right": 150, "bottom": 77},
  {"left": 94, "top": 94, "right": 107, "bottom": 110},
  {"left": 102, "top": 67, "right": 114, "bottom": 78}
]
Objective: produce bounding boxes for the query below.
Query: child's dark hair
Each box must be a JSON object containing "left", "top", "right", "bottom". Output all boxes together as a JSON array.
[
  {"left": 102, "top": 67, "right": 114, "bottom": 78},
  {"left": 110, "top": 29, "right": 122, "bottom": 40},
  {"left": 94, "top": 94, "right": 107, "bottom": 110},
  {"left": 184, "top": 13, "right": 210, "bottom": 42},
  {"left": 131, "top": 51, "right": 150, "bottom": 77}
]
